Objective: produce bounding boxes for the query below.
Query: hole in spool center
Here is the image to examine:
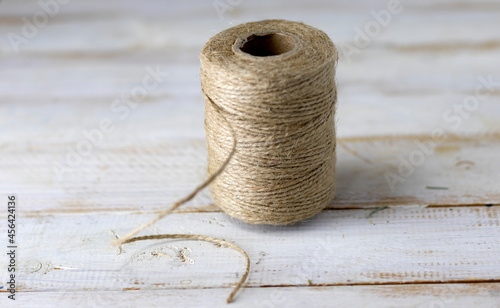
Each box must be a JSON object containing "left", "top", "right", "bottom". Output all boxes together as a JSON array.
[{"left": 239, "top": 33, "right": 296, "bottom": 57}]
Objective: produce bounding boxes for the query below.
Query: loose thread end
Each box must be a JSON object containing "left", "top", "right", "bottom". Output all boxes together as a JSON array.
[
  {"left": 110, "top": 226, "right": 144, "bottom": 247},
  {"left": 110, "top": 238, "right": 123, "bottom": 247},
  {"left": 226, "top": 289, "right": 237, "bottom": 304},
  {"left": 110, "top": 230, "right": 124, "bottom": 250}
]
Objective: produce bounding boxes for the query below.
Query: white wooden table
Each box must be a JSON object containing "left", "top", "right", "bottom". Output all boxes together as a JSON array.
[{"left": 1, "top": 0, "right": 500, "bottom": 307}]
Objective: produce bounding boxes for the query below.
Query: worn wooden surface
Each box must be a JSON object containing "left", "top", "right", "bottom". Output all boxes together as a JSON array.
[{"left": 1, "top": 0, "right": 500, "bottom": 307}]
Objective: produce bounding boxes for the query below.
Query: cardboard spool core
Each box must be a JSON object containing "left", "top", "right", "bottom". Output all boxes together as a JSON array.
[{"left": 239, "top": 33, "right": 296, "bottom": 57}]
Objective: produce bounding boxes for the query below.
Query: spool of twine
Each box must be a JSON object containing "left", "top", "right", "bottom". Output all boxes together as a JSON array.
[
  {"left": 202, "top": 19, "right": 338, "bottom": 225},
  {"left": 112, "top": 19, "right": 338, "bottom": 302}
]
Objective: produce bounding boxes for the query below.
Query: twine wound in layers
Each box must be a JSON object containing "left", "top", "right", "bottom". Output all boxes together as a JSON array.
[
  {"left": 112, "top": 19, "right": 338, "bottom": 303},
  {"left": 202, "top": 19, "right": 338, "bottom": 224}
]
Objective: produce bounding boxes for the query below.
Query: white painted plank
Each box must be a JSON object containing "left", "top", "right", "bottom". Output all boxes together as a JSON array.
[
  {"left": 2, "top": 283, "right": 500, "bottom": 308},
  {"left": 1, "top": 50, "right": 499, "bottom": 139},
  {"left": 1, "top": 207, "right": 499, "bottom": 293},
  {"left": 1, "top": 0, "right": 500, "bottom": 54},
  {"left": 1, "top": 136, "right": 499, "bottom": 213}
]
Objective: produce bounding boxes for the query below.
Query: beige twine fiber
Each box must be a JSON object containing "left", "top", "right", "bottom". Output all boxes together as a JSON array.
[
  {"left": 202, "top": 19, "right": 338, "bottom": 224},
  {"left": 112, "top": 19, "right": 337, "bottom": 303}
]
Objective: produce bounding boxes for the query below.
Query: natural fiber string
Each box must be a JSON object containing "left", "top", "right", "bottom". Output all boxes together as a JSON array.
[
  {"left": 202, "top": 19, "right": 338, "bottom": 225},
  {"left": 111, "top": 98, "right": 246, "bottom": 302},
  {"left": 117, "top": 234, "right": 249, "bottom": 303},
  {"left": 111, "top": 97, "right": 235, "bottom": 247},
  {"left": 111, "top": 19, "right": 337, "bottom": 303}
]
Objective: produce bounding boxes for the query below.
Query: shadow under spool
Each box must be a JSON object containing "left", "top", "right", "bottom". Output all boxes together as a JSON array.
[{"left": 201, "top": 19, "right": 338, "bottom": 225}]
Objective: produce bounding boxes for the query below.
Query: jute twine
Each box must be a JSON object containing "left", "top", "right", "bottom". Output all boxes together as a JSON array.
[
  {"left": 112, "top": 19, "right": 338, "bottom": 303},
  {"left": 202, "top": 19, "right": 338, "bottom": 224}
]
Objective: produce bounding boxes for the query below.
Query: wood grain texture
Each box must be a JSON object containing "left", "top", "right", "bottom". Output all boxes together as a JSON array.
[
  {"left": 1, "top": 0, "right": 499, "bottom": 306},
  {"left": 1, "top": 207, "right": 499, "bottom": 292}
]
